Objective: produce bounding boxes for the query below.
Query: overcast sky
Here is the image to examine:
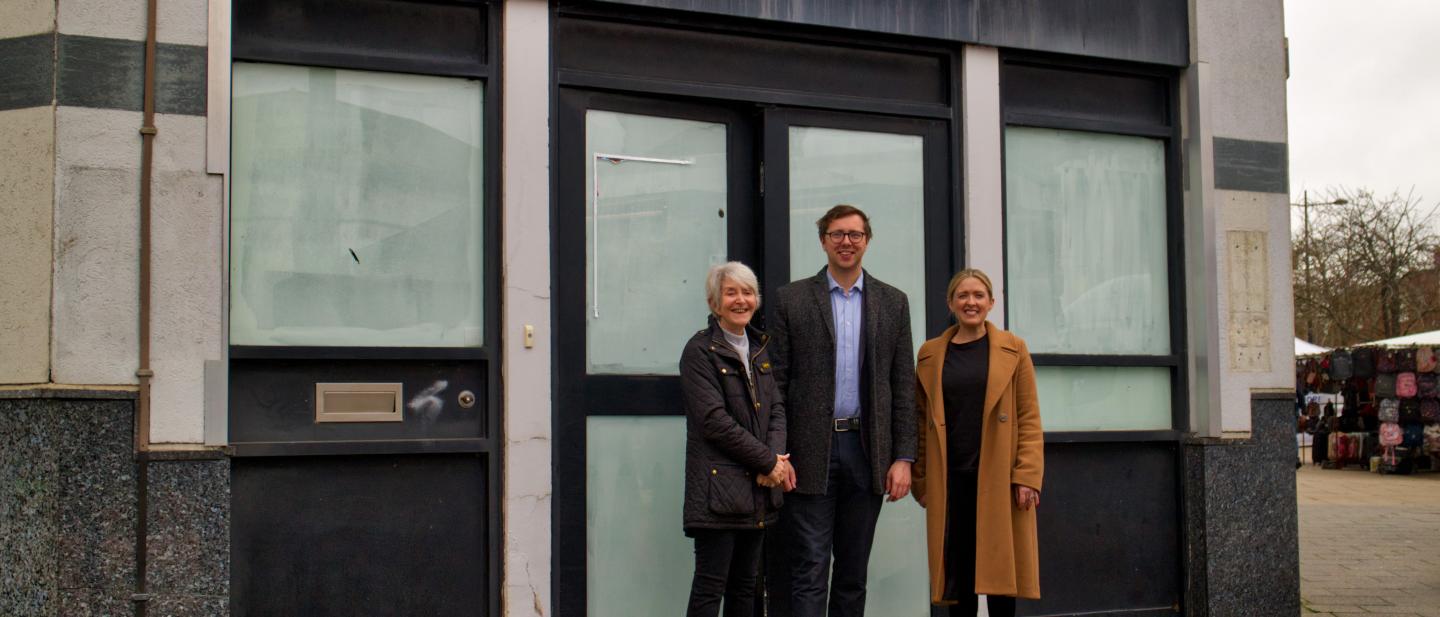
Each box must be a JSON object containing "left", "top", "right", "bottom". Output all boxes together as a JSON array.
[{"left": 1285, "top": 0, "right": 1440, "bottom": 208}]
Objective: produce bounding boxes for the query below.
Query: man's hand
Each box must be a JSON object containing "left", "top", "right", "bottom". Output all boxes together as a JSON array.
[
  {"left": 884, "top": 460, "right": 912, "bottom": 502},
  {"left": 1013, "top": 484, "right": 1040, "bottom": 510}
]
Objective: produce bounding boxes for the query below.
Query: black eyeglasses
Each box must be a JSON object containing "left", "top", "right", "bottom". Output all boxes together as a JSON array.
[{"left": 825, "top": 230, "right": 867, "bottom": 243}]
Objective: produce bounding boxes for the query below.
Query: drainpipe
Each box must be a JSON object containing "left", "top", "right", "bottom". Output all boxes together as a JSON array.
[{"left": 133, "top": 0, "right": 158, "bottom": 613}]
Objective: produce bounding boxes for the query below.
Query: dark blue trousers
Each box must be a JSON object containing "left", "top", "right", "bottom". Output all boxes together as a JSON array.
[{"left": 785, "top": 430, "right": 883, "bottom": 617}]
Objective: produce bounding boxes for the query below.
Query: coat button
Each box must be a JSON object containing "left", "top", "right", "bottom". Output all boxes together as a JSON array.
[
  {"left": 711, "top": 469, "right": 717, "bottom": 475},
  {"left": 758, "top": 521, "right": 765, "bottom": 529},
  {"left": 999, "top": 413, "right": 1009, "bottom": 422},
  {"left": 720, "top": 368, "right": 727, "bottom": 374},
  {"left": 754, "top": 402, "right": 760, "bottom": 410}
]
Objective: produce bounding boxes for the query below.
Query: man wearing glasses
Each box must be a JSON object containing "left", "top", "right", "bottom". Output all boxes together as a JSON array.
[{"left": 770, "top": 204, "right": 918, "bottom": 617}]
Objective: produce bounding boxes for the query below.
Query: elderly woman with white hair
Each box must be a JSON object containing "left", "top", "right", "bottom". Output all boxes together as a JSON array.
[{"left": 680, "top": 261, "right": 794, "bottom": 617}]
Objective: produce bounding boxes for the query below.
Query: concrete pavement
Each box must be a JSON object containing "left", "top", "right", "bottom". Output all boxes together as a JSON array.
[{"left": 1297, "top": 464, "right": 1440, "bottom": 616}]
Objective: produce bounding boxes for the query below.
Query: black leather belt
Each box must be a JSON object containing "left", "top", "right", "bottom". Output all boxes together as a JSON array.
[{"left": 833, "top": 416, "right": 862, "bottom": 432}]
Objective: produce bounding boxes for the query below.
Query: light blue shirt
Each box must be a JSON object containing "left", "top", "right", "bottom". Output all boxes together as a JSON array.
[{"left": 827, "top": 270, "right": 864, "bottom": 419}]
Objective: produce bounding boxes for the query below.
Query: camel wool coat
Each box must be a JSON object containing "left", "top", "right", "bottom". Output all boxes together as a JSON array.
[{"left": 912, "top": 321, "right": 1044, "bottom": 603}]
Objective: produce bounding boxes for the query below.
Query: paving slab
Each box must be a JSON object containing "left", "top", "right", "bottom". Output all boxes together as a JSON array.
[{"left": 1298, "top": 464, "right": 1440, "bottom": 616}]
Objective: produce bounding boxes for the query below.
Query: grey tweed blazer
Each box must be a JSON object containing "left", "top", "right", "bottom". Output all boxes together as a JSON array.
[{"left": 770, "top": 267, "right": 918, "bottom": 495}]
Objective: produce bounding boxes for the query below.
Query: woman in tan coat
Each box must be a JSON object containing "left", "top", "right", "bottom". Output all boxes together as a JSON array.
[{"left": 912, "top": 269, "right": 1043, "bottom": 616}]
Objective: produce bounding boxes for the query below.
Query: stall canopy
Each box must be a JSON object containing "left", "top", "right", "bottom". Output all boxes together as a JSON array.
[
  {"left": 1354, "top": 329, "right": 1440, "bottom": 348},
  {"left": 1296, "top": 338, "right": 1330, "bottom": 356}
]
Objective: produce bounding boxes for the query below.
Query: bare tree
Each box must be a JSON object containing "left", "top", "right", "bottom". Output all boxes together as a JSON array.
[{"left": 1293, "top": 188, "right": 1440, "bottom": 347}]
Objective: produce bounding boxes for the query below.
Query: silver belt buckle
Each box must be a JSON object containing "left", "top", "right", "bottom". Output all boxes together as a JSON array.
[{"left": 833, "top": 417, "right": 859, "bottom": 432}]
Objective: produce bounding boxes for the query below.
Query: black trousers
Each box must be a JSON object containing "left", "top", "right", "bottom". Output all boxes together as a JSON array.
[
  {"left": 943, "top": 470, "right": 1015, "bottom": 617},
  {"left": 687, "top": 529, "right": 765, "bottom": 617},
  {"left": 785, "top": 430, "right": 884, "bottom": 617}
]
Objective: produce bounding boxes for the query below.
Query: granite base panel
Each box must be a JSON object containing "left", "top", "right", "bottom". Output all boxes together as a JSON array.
[
  {"left": 0, "top": 396, "right": 230, "bottom": 617},
  {"left": 1184, "top": 395, "right": 1300, "bottom": 617}
]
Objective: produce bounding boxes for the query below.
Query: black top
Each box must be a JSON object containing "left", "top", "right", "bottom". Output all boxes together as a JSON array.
[{"left": 942, "top": 334, "right": 989, "bottom": 472}]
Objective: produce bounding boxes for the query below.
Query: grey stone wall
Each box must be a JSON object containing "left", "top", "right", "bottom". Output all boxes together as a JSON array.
[
  {"left": 0, "top": 392, "right": 230, "bottom": 617},
  {"left": 1185, "top": 393, "right": 1300, "bottom": 616}
]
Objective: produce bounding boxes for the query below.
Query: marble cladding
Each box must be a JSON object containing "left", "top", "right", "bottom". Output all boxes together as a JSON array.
[
  {"left": 0, "top": 394, "right": 229, "bottom": 617},
  {"left": 1185, "top": 394, "right": 1300, "bottom": 616},
  {"left": 146, "top": 457, "right": 230, "bottom": 613}
]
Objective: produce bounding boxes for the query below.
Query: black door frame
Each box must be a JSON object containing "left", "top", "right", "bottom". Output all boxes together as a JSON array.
[
  {"left": 228, "top": 1, "right": 503, "bottom": 615},
  {"left": 997, "top": 51, "right": 1191, "bottom": 615},
  {"left": 550, "top": 11, "right": 958, "bottom": 610}
]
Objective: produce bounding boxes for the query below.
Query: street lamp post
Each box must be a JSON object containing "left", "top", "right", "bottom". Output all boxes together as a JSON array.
[{"left": 1295, "top": 190, "right": 1349, "bottom": 343}]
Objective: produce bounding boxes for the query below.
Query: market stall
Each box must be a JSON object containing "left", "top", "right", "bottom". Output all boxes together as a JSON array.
[{"left": 1296, "top": 331, "right": 1440, "bottom": 474}]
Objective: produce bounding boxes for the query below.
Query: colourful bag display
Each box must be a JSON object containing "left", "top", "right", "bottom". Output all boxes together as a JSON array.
[
  {"left": 1418, "top": 347, "right": 1438, "bottom": 372},
  {"left": 1397, "top": 372, "right": 1418, "bottom": 398}
]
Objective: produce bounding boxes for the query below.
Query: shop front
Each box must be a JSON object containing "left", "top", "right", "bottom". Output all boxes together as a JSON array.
[
  {"left": 550, "top": 3, "right": 1192, "bottom": 616},
  {"left": 0, "top": 1, "right": 1300, "bottom": 616}
]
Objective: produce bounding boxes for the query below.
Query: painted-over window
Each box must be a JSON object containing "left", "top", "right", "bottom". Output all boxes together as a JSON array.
[
  {"left": 230, "top": 64, "right": 484, "bottom": 347},
  {"left": 1005, "top": 126, "right": 1173, "bottom": 430}
]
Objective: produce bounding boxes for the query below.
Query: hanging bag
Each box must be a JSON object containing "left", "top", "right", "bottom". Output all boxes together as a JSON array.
[
  {"left": 1424, "top": 425, "right": 1440, "bottom": 453},
  {"left": 1353, "top": 348, "right": 1377, "bottom": 378},
  {"left": 1397, "top": 372, "right": 1418, "bottom": 398},
  {"left": 1378, "top": 349, "right": 1399, "bottom": 373},
  {"left": 1418, "top": 347, "right": 1438, "bottom": 372},
  {"left": 1329, "top": 349, "right": 1354, "bottom": 380},
  {"left": 1418, "top": 373, "right": 1438, "bottom": 398},
  {"left": 1400, "top": 400, "right": 1422, "bottom": 424},
  {"left": 1376, "top": 373, "right": 1397, "bottom": 398},
  {"left": 1379, "top": 422, "right": 1404, "bottom": 466},
  {"left": 1420, "top": 398, "right": 1440, "bottom": 424},
  {"left": 1378, "top": 399, "right": 1400, "bottom": 423},
  {"left": 1398, "top": 348, "right": 1418, "bottom": 372},
  {"left": 1403, "top": 423, "right": 1424, "bottom": 448}
]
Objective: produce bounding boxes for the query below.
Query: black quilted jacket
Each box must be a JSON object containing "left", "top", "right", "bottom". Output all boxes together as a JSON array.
[{"left": 680, "top": 318, "right": 787, "bottom": 533}]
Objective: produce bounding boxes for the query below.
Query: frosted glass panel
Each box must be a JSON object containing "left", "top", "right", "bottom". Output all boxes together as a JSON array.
[
  {"left": 788, "top": 127, "right": 926, "bottom": 350},
  {"left": 865, "top": 500, "right": 931, "bottom": 616},
  {"left": 1005, "top": 127, "right": 1169, "bottom": 355},
  {"left": 586, "top": 111, "right": 727, "bottom": 375},
  {"left": 588, "top": 416, "right": 692, "bottom": 617},
  {"left": 586, "top": 418, "right": 930, "bottom": 616},
  {"left": 230, "top": 63, "right": 483, "bottom": 347},
  {"left": 1036, "top": 366, "right": 1171, "bottom": 431}
]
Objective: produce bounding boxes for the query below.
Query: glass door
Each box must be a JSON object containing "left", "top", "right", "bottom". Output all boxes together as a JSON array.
[
  {"left": 762, "top": 108, "right": 950, "bottom": 617},
  {"left": 555, "top": 90, "right": 759, "bottom": 617}
]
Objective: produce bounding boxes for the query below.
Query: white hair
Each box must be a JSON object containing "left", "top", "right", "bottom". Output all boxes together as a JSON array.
[{"left": 705, "top": 261, "right": 761, "bottom": 313}]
